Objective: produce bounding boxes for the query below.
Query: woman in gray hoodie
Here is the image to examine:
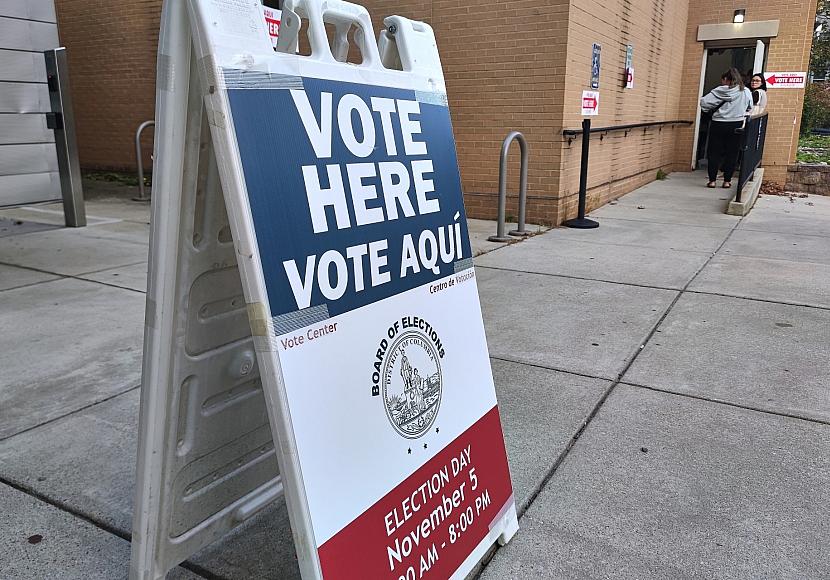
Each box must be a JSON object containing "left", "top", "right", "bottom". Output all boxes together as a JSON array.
[{"left": 700, "top": 67, "right": 753, "bottom": 188}]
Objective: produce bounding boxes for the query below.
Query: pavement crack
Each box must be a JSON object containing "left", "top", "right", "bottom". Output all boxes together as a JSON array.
[
  {"left": 684, "top": 289, "right": 830, "bottom": 311},
  {"left": 715, "top": 250, "right": 830, "bottom": 267},
  {"left": 475, "top": 264, "right": 681, "bottom": 292},
  {"left": 73, "top": 260, "right": 148, "bottom": 277},
  {"left": 737, "top": 226, "right": 830, "bottom": 240},
  {"left": 0, "top": 259, "right": 147, "bottom": 295},
  {"left": 68, "top": 275, "right": 147, "bottom": 295},
  {"left": 620, "top": 381, "right": 830, "bottom": 426},
  {"left": 0, "top": 277, "right": 66, "bottom": 293},
  {"left": 0, "top": 260, "right": 68, "bottom": 280},
  {"left": 0, "top": 476, "right": 132, "bottom": 541},
  {"left": 0, "top": 385, "right": 141, "bottom": 443},
  {"left": 0, "top": 478, "right": 222, "bottom": 580},
  {"left": 586, "top": 215, "right": 737, "bottom": 231},
  {"left": 489, "top": 355, "right": 612, "bottom": 383}
]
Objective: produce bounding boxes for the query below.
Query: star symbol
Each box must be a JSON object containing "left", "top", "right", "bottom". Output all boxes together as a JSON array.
[
  {"left": 435, "top": 427, "right": 440, "bottom": 433},
  {"left": 423, "top": 443, "right": 428, "bottom": 449},
  {"left": 407, "top": 448, "right": 411, "bottom": 454}
]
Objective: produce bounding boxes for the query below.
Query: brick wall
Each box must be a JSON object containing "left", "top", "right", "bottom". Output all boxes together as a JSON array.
[
  {"left": 362, "top": 1, "right": 570, "bottom": 225},
  {"left": 365, "top": 0, "right": 692, "bottom": 224},
  {"left": 53, "top": 0, "right": 815, "bottom": 220},
  {"left": 54, "top": 0, "right": 162, "bottom": 172},
  {"left": 679, "top": 0, "right": 818, "bottom": 185},
  {"left": 558, "top": 0, "right": 692, "bottom": 219}
]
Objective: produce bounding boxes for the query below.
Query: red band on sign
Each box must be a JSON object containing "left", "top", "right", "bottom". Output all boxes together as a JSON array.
[{"left": 318, "top": 406, "right": 513, "bottom": 579}]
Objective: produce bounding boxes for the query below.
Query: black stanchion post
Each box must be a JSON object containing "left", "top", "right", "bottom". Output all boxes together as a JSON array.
[{"left": 564, "top": 118, "right": 599, "bottom": 229}]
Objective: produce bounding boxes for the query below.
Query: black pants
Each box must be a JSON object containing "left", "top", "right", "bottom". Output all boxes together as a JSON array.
[{"left": 707, "top": 120, "right": 743, "bottom": 183}]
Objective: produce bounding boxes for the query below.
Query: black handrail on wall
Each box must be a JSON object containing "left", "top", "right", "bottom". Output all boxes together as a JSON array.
[
  {"left": 735, "top": 113, "right": 769, "bottom": 202},
  {"left": 562, "top": 119, "right": 693, "bottom": 141},
  {"left": 559, "top": 119, "right": 693, "bottom": 228}
]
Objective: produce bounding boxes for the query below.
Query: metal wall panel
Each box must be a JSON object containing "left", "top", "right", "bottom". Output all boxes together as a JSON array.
[
  {"left": 0, "top": 114, "right": 54, "bottom": 145},
  {"left": 0, "top": 82, "right": 51, "bottom": 113},
  {"left": 0, "top": 172, "right": 61, "bottom": 206},
  {"left": 0, "top": 50, "right": 47, "bottom": 83},
  {"left": 0, "top": 144, "right": 58, "bottom": 175},
  {"left": 0, "top": 16, "right": 59, "bottom": 52},
  {"left": 0, "top": 0, "right": 57, "bottom": 22},
  {"left": 0, "top": 0, "right": 61, "bottom": 208}
]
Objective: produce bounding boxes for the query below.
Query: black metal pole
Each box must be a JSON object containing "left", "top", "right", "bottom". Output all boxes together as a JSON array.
[
  {"left": 577, "top": 118, "right": 590, "bottom": 218},
  {"left": 564, "top": 118, "right": 599, "bottom": 229}
]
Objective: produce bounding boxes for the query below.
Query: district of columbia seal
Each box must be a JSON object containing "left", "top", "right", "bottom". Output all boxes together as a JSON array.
[{"left": 382, "top": 331, "right": 442, "bottom": 439}]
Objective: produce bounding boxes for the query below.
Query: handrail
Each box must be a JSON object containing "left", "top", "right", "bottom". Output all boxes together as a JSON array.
[
  {"left": 134, "top": 120, "right": 155, "bottom": 202},
  {"left": 736, "top": 112, "right": 769, "bottom": 201},
  {"left": 563, "top": 119, "right": 692, "bottom": 140}
]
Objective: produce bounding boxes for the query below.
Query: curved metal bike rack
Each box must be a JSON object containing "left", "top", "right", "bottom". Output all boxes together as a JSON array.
[
  {"left": 134, "top": 120, "right": 156, "bottom": 202},
  {"left": 489, "top": 131, "right": 529, "bottom": 242}
]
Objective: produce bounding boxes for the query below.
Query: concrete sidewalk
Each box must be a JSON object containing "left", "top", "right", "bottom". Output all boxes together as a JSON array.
[{"left": 0, "top": 172, "right": 828, "bottom": 579}]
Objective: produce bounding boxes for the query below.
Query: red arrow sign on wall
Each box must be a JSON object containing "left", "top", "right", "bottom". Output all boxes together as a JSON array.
[
  {"left": 581, "top": 90, "right": 600, "bottom": 116},
  {"left": 764, "top": 72, "right": 806, "bottom": 88}
]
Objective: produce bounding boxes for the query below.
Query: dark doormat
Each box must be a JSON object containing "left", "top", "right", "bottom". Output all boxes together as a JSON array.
[{"left": 0, "top": 217, "right": 63, "bottom": 238}]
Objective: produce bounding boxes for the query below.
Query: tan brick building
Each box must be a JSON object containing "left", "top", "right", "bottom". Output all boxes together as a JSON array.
[{"left": 53, "top": 0, "right": 817, "bottom": 225}]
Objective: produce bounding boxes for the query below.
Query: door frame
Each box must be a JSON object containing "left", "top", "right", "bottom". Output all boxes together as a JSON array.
[
  {"left": 690, "top": 40, "right": 768, "bottom": 169},
  {"left": 690, "top": 46, "right": 708, "bottom": 170}
]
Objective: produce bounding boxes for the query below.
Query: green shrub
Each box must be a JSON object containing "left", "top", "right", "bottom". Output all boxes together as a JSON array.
[
  {"left": 797, "top": 134, "right": 830, "bottom": 163},
  {"left": 800, "top": 83, "right": 830, "bottom": 135}
]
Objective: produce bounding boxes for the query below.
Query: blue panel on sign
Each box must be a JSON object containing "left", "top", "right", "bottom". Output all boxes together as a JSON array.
[{"left": 228, "top": 77, "right": 471, "bottom": 319}]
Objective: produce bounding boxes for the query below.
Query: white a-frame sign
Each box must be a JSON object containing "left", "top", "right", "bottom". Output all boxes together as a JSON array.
[{"left": 131, "top": 1, "right": 518, "bottom": 578}]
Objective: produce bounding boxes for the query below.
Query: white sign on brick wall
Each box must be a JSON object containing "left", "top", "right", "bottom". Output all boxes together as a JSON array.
[
  {"left": 764, "top": 72, "right": 806, "bottom": 89},
  {"left": 581, "top": 90, "right": 599, "bottom": 116}
]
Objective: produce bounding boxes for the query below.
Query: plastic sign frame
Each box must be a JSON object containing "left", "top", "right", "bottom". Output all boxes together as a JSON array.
[{"left": 136, "top": 0, "right": 519, "bottom": 578}]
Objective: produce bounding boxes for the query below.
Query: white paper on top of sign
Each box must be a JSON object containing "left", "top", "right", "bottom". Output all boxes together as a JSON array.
[
  {"left": 582, "top": 90, "right": 599, "bottom": 116},
  {"left": 186, "top": 0, "right": 517, "bottom": 578},
  {"left": 262, "top": 6, "right": 282, "bottom": 48},
  {"left": 764, "top": 71, "right": 806, "bottom": 89}
]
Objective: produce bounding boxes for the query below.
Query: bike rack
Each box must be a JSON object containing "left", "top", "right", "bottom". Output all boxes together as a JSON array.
[
  {"left": 489, "top": 131, "right": 529, "bottom": 242},
  {"left": 133, "top": 120, "right": 155, "bottom": 202}
]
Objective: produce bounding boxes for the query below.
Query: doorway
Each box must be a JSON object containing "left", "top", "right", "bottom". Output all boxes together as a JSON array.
[{"left": 693, "top": 44, "right": 767, "bottom": 168}]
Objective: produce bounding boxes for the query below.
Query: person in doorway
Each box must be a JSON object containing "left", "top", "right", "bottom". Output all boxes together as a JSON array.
[
  {"left": 699, "top": 67, "right": 753, "bottom": 188},
  {"left": 749, "top": 73, "right": 768, "bottom": 115}
]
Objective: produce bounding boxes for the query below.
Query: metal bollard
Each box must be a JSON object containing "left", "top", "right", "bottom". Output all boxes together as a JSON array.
[
  {"left": 133, "top": 120, "right": 156, "bottom": 202},
  {"left": 45, "top": 48, "right": 86, "bottom": 227},
  {"left": 563, "top": 119, "right": 599, "bottom": 229},
  {"left": 489, "top": 131, "right": 529, "bottom": 242}
]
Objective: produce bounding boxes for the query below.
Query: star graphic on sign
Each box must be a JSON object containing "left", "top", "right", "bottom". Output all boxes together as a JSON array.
[
  {"left": 424, "top": 443, "right": 428, "bottom": 449},
  {"left": 436, "top": 427, "right": 440, "bottom": 433},
  {"left": 407, "top": 448, "right": 411, "bottom": 454}
]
